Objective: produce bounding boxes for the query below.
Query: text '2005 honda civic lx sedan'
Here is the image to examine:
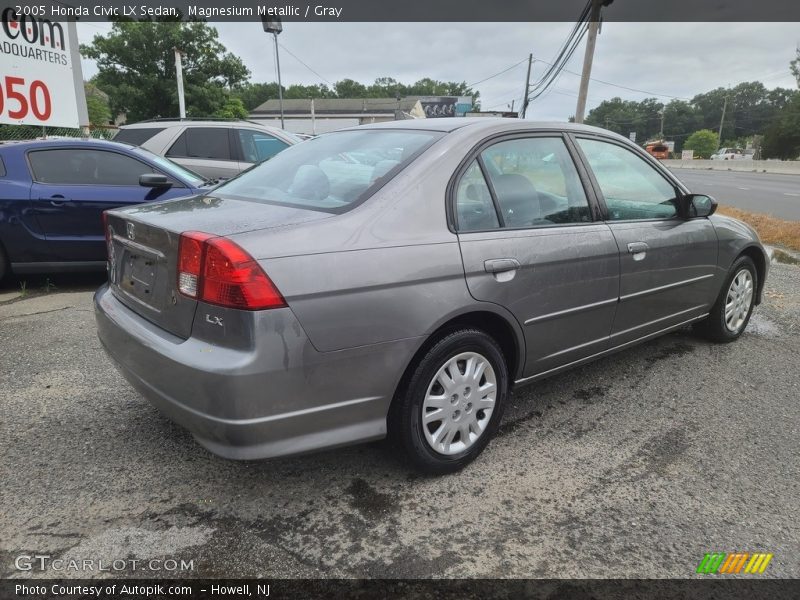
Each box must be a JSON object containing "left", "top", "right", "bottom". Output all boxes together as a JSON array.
[{"left": 94, "top": 119, "right": 768, "bottom": 474}]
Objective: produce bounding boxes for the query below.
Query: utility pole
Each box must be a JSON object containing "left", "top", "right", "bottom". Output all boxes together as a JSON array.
[
  {"left": 520, "top": 53, "right": 533, "bottom": 119},
  {"left": 575, "top": 0, "right": 608, "bottom": 124},
  {"left": 262, "top": 17, "right": 285, "bottom": 128},
  {"left": 717, "top": 93, "right": 728, "bottom": 150},
  {"left": 659, "top": 109, "right": 665, "bottom": 139},
  {"left": 173, "top": 48, "right": 186, "bottom": 119}
]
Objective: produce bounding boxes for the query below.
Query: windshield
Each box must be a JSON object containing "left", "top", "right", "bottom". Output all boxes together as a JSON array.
[
  {"left": 214, "top": 129, "right": 443, "bottom": 213},
  {"left": 132, "top": 147, "right": 206, "bottom": 187}
]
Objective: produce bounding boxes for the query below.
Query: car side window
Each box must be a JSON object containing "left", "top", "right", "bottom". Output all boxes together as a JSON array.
[
  {"left": 28, "top": 149, "right": 154, "bottom": 186},
  {"left": 113, "top": 127, "right": 165, "bottom": 146},
  {"left": 237, "top": 129, "right": 289, "bottom": 163},
  {"left": 455, "top": 160, "right": 499, "bottom": 232},
  {"left": 167, "top": 128, "right": 232, "bottom": 160},
  {"left": 480, "top": 137, "right": 592, "bottom": 228},
  {"left": 576, "top": 138, "right": 678, "bottom": 220}
]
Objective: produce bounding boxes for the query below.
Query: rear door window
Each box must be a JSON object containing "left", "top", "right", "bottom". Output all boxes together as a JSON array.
[
  {"left": 455, "top": 160, "right": 499, "bottom": 232},
  {"left": 237, "top": 129, "right": 289, "bottom": 163},
  {"left": 478, "top": 137, "right": 592, "bottom": 228},
  {"left": 167, "top": 128, "right": 233, "bottom": 160},
  {"left": 113, "top": 128, "right": 165, "bottom": 146}
]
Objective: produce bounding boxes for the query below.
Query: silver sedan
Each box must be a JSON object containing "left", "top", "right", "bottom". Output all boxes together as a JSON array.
[{"left": 95, "top": 119, "right": 768, "bottom": 474}]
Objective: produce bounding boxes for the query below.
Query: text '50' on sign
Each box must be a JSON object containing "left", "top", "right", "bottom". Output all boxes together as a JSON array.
[{"left": 0, "top": 7, "right": 88, "bottom": 128}]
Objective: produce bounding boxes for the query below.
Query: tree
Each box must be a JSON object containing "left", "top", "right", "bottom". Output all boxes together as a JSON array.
[
  {"left": 762, "top": 93, "right": 800, "bottom": 159},
  {"left": 791, "top": 47, "right": 800, "bottom": 87},
  {"left": 84, "top": 82, "right": 112, "bottom": 126},
  {"left": 232, "top": 82, "right": 281, "bottom": 111},
  {"left": 584, "top": 96, "right": 665, "bottom": 145},
  {"left": 684, "top": 129, "right": 719, "bottom": 158},
  {"left": 213, "top": 97, "right": 248, "bottom": 119},
  {"left": 334, "top": 79, "right": 368, "bottom": 98},
  {"left": 81, "top": 20, "right": 250, "bottom": 123}
]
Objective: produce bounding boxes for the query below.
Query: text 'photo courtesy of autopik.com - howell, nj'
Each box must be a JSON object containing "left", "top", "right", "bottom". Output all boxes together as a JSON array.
[{"left": 1, "top": 1, "right": 800, "bottom": 599}]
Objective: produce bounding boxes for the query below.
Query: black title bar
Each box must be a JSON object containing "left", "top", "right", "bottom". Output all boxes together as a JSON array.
[{"left": 7, "top": 0, "right": 800, "bottom": 22}]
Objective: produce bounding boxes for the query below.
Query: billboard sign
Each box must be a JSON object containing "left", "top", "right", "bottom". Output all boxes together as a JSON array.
[
  {"left": 419, "top": 96, "right": 473, "bottom": 118},
  {"left": 0, "top": 8, "right": 88, "bottom": 128}
]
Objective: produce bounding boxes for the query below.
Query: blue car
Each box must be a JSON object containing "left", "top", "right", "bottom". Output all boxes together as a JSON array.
[{"left": 0, "top": 139, "right": 210, "bottom": 283}]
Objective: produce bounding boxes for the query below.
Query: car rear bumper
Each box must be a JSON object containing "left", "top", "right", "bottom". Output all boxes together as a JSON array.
[{"left": 94, "top": 284, "right": 418, "bottom": 459}]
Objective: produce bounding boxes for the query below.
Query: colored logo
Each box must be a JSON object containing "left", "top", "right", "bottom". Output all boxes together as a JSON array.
[{"left": 696, "top": 552, "right": 773, "bottom": 574}]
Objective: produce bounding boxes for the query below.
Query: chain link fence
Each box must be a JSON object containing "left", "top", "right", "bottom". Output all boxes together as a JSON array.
[{"left": 0, "top": 124, "right": 119, "bottom": 141}]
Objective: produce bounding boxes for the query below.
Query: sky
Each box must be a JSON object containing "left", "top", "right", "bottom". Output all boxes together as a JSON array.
[{"left": 76, "top": 22, "right": 800, "bottom": 121}]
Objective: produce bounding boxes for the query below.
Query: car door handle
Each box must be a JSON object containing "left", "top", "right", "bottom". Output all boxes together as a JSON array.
[
  {"left": 627, "top": 242, "right": 649, "bottom": 260},
  {"left": 484, "top": 258, "right": 521, "bottom": 274},
  {"left": 44, "top": 195, "right": 71, "bottom": 207}
]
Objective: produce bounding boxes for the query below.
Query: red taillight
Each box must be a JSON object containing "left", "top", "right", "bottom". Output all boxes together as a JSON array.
[
  {"left": 177, "top": 231, "right": 213, "bottom": 298},
  {"left": 177, "top": 232, "right": 286, "bottom": 310}
]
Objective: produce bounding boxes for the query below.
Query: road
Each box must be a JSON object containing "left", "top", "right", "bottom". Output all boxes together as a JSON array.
[
  {"left": 670, "top": 168, "right": 800, "bottom": 220},
  {"left": 1, "top": 266, "right": 799, "bottom": 579}
]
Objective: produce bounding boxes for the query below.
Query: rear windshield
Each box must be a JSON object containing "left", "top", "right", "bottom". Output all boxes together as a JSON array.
[
  {"left": 215, "top": 129, "right": 443, "bottom": 213},
  {"left": 113, "top": 127, "right": 165, "bottom": 146}
]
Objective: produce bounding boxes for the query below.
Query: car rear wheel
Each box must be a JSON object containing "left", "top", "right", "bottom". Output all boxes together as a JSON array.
[
  {"left": 0, "top": 243, "right": 8, "bottom": 284},
  {"left": 389, "top": 328, "right": 508, "bottom": 474},
  {"left": 697, "top": 255, "right": 757, "bottom": 343}
]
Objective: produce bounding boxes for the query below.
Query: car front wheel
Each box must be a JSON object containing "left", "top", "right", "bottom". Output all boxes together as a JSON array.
[
  {"left": 389, "top": 328, "right": 509, "bottom": 474},
  {"left": 697, "top": 255, "right": 757, "bottom": 343}
]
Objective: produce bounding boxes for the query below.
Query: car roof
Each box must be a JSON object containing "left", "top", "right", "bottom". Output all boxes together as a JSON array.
[
  {"left": 0, "top": 138, "right": 137, "bottom": 151},
  {"left": 121, "top": 119, "right": 276, "bottom": 129},
  {"left": 344, "top": 117, "right": 630, "bottom": 141}
]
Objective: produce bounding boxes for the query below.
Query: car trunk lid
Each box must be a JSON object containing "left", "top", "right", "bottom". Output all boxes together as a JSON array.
[{"left": 104, "top": 194, "right": 332, "bottom": 338}]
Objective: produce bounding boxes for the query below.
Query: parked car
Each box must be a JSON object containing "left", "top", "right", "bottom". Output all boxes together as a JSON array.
[
  {"left": 95, "top": 119, "right": 768, "bottom": 474},
  {"left": 114, "top": 119, "right": 300, "bottom": 180},
  {"left": 710, "top": 147, "right": 745, "bottom": 160},
  {"left": 0, "top": 139, "right": 211, "bottom": 283}
]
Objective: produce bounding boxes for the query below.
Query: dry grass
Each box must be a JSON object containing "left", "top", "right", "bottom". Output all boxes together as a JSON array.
[{"left": 716, "top": 205, "right": 800, "bottom": 252}]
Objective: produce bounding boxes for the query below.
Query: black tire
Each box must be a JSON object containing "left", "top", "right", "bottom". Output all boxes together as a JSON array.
[
  {"left": 0, "top": 243, "right": 8, "bottom": 285},
  {"left": 696, "top": 255, "right": 757, "bottom": 343},
  {"left": 388, "top": 328, "right": 509, "bottom": 475}
]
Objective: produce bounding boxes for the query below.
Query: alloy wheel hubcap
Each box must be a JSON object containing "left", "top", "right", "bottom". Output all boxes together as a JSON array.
[
  {"left": 724, "top": 269, "right": 753, "bottom": 333},
  {"left": 422, "top": 352, "right": 496, "bottom": 456}
]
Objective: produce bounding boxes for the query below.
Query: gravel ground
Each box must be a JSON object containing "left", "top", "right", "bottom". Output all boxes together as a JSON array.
[{"left": 1, "top": 264, "right": 798, "bottom": 580}]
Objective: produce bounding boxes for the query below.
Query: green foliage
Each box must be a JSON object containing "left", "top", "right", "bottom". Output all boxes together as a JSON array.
[
  {"left": 762, "top": 93, "right": 800, "bottom": 159},
  {"left": 213, "top": 97, "right": 248, "bottom": 119},
  {"left": 791, "top": 47, "right": 799, "bottom": 87},
  {"left": 585, "top": 80, "right": 798, "bottom": 153},
  {"left": 81, "top": 20, "right": 250, "bottom": 122},
  {"left": 232, "top": 77, "right": 480, "bottom": 113},
  {"left": 84, "top": 84, "right": 112, "bottom": 126},
  {"left": 684, "top": 129, "right": 719, "bottom": 158}
]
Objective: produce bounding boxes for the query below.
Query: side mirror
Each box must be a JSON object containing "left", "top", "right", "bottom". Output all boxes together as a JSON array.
[
  {"left": 678, "top": 193, "right": 717, "bottom": 219},
  {"left": 139, "top": 173, "right": 172, "bottom": 189}
]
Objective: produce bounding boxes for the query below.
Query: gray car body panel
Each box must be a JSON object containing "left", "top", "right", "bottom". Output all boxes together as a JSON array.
[
  {"left": 96, "top": 118, "right": 768, "bottom": 460},
  {"left": 119, "top": 120, "right": 298, "bottom": 180}
]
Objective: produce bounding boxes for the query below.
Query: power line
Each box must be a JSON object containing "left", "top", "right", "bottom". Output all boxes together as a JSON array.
[
  {"left": 533, "top": 58, "right": 691, "bottom": 100},
  {"left": 526, "top": 1, "right": 592, "bottom": 102},
  {"left": 277, "top": 42, "right": 334, "bottom": 87},
  {"left": 467, "top": 57, "right": 530, "bottom": 88}
]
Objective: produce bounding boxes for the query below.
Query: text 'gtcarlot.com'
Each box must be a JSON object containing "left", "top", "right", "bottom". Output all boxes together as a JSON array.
[{"left": 14, "top": 554, "right": 195, "bottom": 572}]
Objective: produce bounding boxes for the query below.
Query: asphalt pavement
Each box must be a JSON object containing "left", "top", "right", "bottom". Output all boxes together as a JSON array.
[
  {"left": 1, "top": 265, "right": 799, "bottom": 579},
  {"left": 671, "top": 168, "right": 800, "bottom": 220}
]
